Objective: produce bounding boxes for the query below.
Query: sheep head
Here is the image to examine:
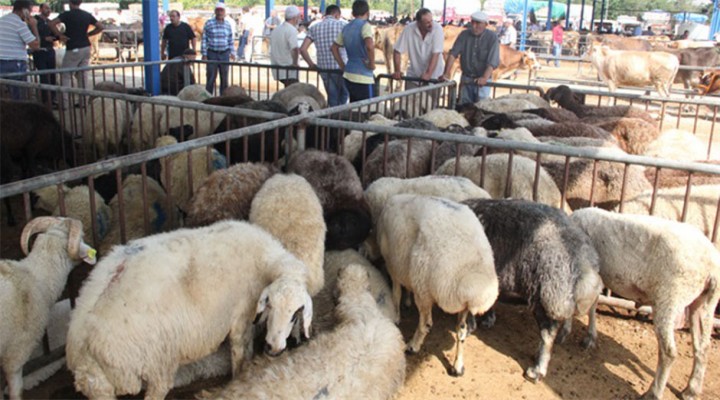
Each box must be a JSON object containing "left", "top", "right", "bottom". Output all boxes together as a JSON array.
[
  {"left": 255, "top": 277, "right": 313, "bottom": 357},
  {"left": 21, "top": 216, "right": 97, "bottom": 265}
]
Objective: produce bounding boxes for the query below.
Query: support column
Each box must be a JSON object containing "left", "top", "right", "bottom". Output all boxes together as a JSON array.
[
  {"left": 143, "top": 0, "right": 160, "bottom": 95},
  {"left": 710, "top": 0, "right": 720, "bottom": 40},
  {"left": 546, "top": 0, "right": 554, "bottom": 30},
  {"left": 520, "top": 0, "right": 529, "bottom": 50}
]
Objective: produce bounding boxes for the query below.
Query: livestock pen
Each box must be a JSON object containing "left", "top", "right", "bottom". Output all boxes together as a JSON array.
[{"left": 1, "top": 71, "right": 720, "bottom": 398}]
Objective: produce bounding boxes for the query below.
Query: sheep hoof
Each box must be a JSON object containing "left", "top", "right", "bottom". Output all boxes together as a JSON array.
[
  {"left": 524, "top": 367, "right": 543, "bottom": 383},
  {"left": 478, "top": 311, "right": 496, "bottom": 328},
  {"left": 581, "top": 336, "right": 597, "bottom": 350},
  {"left": 681, "top": 388, "right": 698, "bottom": 400},
  {"left": 449, "top": 366, "right": 465, "bottom": 377},
  {"left": 405, "top": 344, "right": 421, "bottom": 355}
]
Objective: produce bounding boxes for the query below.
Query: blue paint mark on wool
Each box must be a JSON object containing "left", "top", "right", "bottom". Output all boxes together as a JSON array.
[{"left": 152, "top": 202, "right": 167, "bottom": 232}]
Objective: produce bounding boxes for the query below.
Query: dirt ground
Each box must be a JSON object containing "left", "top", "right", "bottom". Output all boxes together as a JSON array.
[
  {"left": 21, "top": 303, "right": 720, "bottom": 400},
  {"left": 8, "top": 56, "right": 720, "bottom": 400}
]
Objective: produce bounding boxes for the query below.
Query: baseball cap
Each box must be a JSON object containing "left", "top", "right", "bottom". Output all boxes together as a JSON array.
[
  {"left": 215, "top": 2, "right": 226, "bottom": 10},
  {"left": 285, "top": 5, "right": 300, "bottom": 19},
  {"left": 471, "top": 11, "right": 489, "bottom": 23}
]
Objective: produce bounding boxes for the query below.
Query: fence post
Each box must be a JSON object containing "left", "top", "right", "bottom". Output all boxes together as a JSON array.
[{"left": 142, "top": 0, "right": 161, "bottom": 96}]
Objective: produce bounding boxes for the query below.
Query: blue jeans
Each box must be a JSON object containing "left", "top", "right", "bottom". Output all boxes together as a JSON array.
[
  {"left": 205, "top": 49, "right": 230, "bottom": 95},
  {"left": 459, "top": 76, "right": 492, "bottom": 105},
  {"left": 0, "top": 59, "right": 28, "bottom": 100},
  {"left": 553, "top": 43, "right": 562, "bottom": 67},
  {"left": 321, "top": 71, "right": 348, "bottom": 107},
  {"left": 237, "top": 30, "right": 249, "bottom": 60}
]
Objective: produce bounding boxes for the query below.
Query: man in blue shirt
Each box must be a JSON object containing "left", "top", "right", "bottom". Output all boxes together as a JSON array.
[
  {"left": 331, "top": 1, "right": 376, "bottom": 102},
  {"left": 201, "top": 2, "right": 235, "bottom": 95}
]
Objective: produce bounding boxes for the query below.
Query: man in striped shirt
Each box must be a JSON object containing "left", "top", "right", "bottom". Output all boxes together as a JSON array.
[
  {"left": 201, "top": 2, "right": 235, "bottom": 95},
  {"left": 299, "top": 5, "right": 348, "bottom": 106},
  {"left": 0, "top": 0, "right": 39, "bottom": 100}
]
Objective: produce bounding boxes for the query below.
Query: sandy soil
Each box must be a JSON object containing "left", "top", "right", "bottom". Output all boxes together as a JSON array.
[{"left": 21, "top": 302, "right": 720, "bottom": 400}]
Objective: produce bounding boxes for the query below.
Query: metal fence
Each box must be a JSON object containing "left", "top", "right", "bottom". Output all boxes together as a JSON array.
[{"left": 2, "top": 65, "right": 720, "bottom": 382}]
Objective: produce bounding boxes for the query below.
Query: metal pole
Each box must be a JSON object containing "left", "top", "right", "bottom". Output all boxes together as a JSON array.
[
  {"left": 266, "top": 0, "right": 275, "bottom": 19},
  {"left": 580, "top": 0, "right": 586, "bottom": 30},
  {"left": 304, "top": 0, "right": 309, "bottom": 22},
  {"left": 320, "top": 0, "right": 326, "bottom": 14},
  {"left": 394, "top": 0, "right": 398, "bottom": 19},
  {"left": 546, "top": 0, "right": 555, "bottom": 30},
  {"left": 142, "top": 0, "right": 160, "bottom": 95},
  {"left": 442, "top": 0, "right": 447, "bottom": 25},
  {"left": 590, "top": 0, "right": 596, "bottom": 32},
  {"left": 710, "top": 0, "right": 720, "bottom": 40},
  {"left": 520, "top": 0, "right": 529, "bottom": 50},
  {"left": 599, "top": 0, "right": 606, "bottom": 30},
  {"left": 565, "top": 0, "right": 571, "bottom": 29}
]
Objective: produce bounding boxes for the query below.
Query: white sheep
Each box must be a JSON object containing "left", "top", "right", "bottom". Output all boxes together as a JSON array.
[
  {"left": 249, "top": 173, "right": 327, "bottom": 296},
  {"left": 32, "top": 185, "right": 112, "bottom": 246},
  {"left": 495, "top": 92, "right": 551, "bottom": 109},
  {"left": 202, "top": 263, "right": 406, "bottom": 400},
  {"left": 177, "top": 84, "right": 212, "bottom": 102},
  {"left": 155, "top": 135, "right": 227, "bottom": 213},
  {"left": 97, "top": 174, "right": 177, "bottom": 256},
  {"left": 1, "top": 217, "right": 96, "bottom": 400},
  {"left": 643, "top": 129, "right": 709, "bottom": 161},
  {"left": 313, "top": 249, "right": 397, "bottom": 332},
  {"left": 363, "top": 175, "right": 491, "bottom": 260},
  {"left": 362, "top": 139, "right": 434, "bottom": 186},
  {"left": 617, "top": 184, "right": 720, "bottom": 247},
  {"left": 158, "top": 106, "right": 227, "bottom": 139},
  {"left": 475, "top": 97, "right": 539, "bottom": 114},
  {"left": 65, "top": 220, "right": 314, "bottom": 399},
  {"left": 571, "top": 208, "right": 720, "bottom": 400},
  {"left": 270, "top": 82, "right": 327, "bottom": 113},
  {"left": 435, "top": 154, "right": 570, "bottom": 211},
  {"left": 340, "top": 114, "right": 394, "bottom": 163},
  {"left": 419, "top": 108, "right": 470, "bottom": 130},
  {"left": 377, "top": 194, "right": 499, "bottom": 376},
  {"left": 128, "top": 95, "right": 178, "bottom": 152},
  {"left": 83, "top": 97, "right": 131, "bottom": 157}
]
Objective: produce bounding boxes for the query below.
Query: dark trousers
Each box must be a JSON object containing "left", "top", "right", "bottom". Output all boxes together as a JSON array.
[
  {"left": 237, "top": 30, "right": 249, "bottom": 60},
  {"left": 344, "top": 78, "right": 375, "bottom": 102},
  {"left": 33, "top": 49, "right": 57, "bottom": 104},
  {"left": 205, "top": 49, "right": 230, "bottom": 95},
  {"left": 0, "top": 59, "right": 28, "bottom": 100}
]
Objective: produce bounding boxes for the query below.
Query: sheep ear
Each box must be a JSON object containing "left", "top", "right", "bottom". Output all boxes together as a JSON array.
[
  {"left": 302, "top": 292, "right": 313, "bottom": 339},
  {"left": 254, "top": 287, "right": 270, "bottom": 324}
]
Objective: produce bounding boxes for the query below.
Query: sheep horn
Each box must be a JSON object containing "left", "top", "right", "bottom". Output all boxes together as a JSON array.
[
  {"left": 20, "top": 217, "right": 62, "bottom": 255},
  {"left": 65, "top": 218, "right": 84, "bottom": 259}
]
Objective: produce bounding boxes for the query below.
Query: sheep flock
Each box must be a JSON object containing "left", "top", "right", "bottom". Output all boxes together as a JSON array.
[{"left": 1, "top": 81, "right": 720, "bottom": 400}]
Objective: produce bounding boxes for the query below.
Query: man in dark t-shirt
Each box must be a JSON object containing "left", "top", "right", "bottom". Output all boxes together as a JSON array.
[
  {"left": 49, "top": 0, "right": 103, "bottom": 105},
  {"left": 33, "top": 3, "right": 58, "bottom": 104},
  {"left": 162, "top": 10, "right": 196, "bottom": 60}
]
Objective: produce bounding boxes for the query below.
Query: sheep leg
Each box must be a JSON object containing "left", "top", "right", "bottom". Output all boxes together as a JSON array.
[
  {"left": 4, "top": 365, "right": 23, "bottom": 400},
  {"left": 391, "top": 281, "right": 402, "bottom": 324},
  {"left": 229, "top": 323, "right": 255, "bottom": 377},
  {"left": 449, "top": 310, "right": 470, "bottom": 377},
  {"left": 144, "top": 376, "right": 173, "bottom": 400},
  {"left": 555, "top": 318, "right": 572, "bottom": 345},
  {"left": 681, "top": 297, "right": 715, "bottom": 400},
  {"left": 641, "top": 309, "right": 678, "bottom": 400},
  {"left": 581, "top": 298, "right": 598, "bottom": 349},
  {"left": 525, "top": 307, "right": 561, "bottom": 383},
  {"left": 406, "top": 296, "right": 433, "bottom": 354}
]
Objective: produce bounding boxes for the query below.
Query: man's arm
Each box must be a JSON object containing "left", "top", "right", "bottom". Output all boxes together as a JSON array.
[
  {"left": 299, "top": 36, "right": 315, "bottom": 68},
  {"left": 201, "top": 22, "right": 209, "bottom": 60},
  {"left": 24, "top": 13, "right": 40, "bottom": 50},
  {"left": 364, "top": 36, "right": 375, "bottom": 70},
  {"left": 440, "top": 53, "right": 456, "bottom": 80},
  {"left": 331, "top": 42, "right": 344, "bottom": 70},
  {"left": 48, "top": 18, "right": 67, "bottom": 42},
  {"left": 392, "top": 49, "right": 403, "bottom": 80},
  {"left": 88, "top": 21, "right": 104, "bottom": 37},
  {"left": 191, "top": 37, "right": 197, "bottom": 51},
  {"left": 422, "top": 52, "right": 440, "bottom": 81},
  {"left": 161, "top": 39, "right": 167, "bottom": 60}
]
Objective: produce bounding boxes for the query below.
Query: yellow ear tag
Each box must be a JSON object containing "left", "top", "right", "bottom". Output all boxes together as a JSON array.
[{"left": 87, "top": 248, "right": 97, "bottom": 260}]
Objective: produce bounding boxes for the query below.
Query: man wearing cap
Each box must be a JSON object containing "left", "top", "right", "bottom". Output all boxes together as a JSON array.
[
  {"left": 499, "top": 18, "right": 517, "bottom": 49},
  {"left": 392, "top": 8, "right": 445, "bottom": 90},
  {"left": 299, "top": 5, "right": 348, "bottom": 106},
  {"left": 331, "top": 0, "right": 376, "bottom": 102},
  {"left": 441, "top": 10, "right": 499, "bottom": 105},
  {"left": 201, "top": 2, "right": 235, "bottom": 95},
  {"left": 269, "top": 5, "right": 300, "bottom": 87}
]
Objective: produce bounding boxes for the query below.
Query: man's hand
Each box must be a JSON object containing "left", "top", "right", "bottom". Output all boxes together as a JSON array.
[
  {"left": 438, "top": 74, "right": 449, "bottom": 82},
  {"left": 161, "top": 54, "right": 168, "bottom": 61},
  {"left": 475, "top": 76, "right": 489, "bottom": 86},
  {"left": 230, "top": 53, "right": 236, "bottom": 61},
  {"left": 44, "top": 36, "right": 56, "bottom": 43},
  {"left": 392, "top": 71, "right": 402, "bottom": 80},
  {"left": 59, "top": 34, "right": 69, "bottom": 44},
  {"left": 420, "top": 71, "right": 432, "bottom": 81}
]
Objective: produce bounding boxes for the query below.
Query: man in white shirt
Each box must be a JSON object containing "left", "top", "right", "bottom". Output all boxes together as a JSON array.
[
  {"left": 269, "top": 5, "right": 300, "bottom": 86},
  {"left": 499, "top": 19, "right": 517, "bottom": 49},
  {"left": 392, "top": 7, "right": 444, "bottom": 102}
]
